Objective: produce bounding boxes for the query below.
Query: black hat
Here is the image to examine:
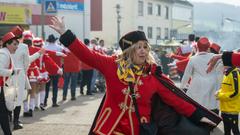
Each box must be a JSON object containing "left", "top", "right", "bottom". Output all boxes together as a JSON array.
[
  {"left": 46, "top": 34, "right": 58, "bottom": 42},
  {"left": 188, "top": 34, "right": 195, "bottom": 42},
  {"left": 119, "top": 30, "right": 148, "bottom": 51}
]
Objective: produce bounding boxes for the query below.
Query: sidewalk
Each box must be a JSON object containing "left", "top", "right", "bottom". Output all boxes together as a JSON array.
[{"left": 0, "top": 81, "right": 226, "bottom": 135}]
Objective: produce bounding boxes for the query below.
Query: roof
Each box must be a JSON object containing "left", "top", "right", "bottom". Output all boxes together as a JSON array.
[{"left": 172, "top": 0, "right": 193, "bottom": 7}]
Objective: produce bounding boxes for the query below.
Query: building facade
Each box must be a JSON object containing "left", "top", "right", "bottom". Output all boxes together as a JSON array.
[
  {"left": 91, "top": 0, "right": 193, "bottom": 46},
  {"left": 0, "top": 0, "right": 90, "bottom": 40},
  {"left": 171, "top": 0, "right": 193, "bottom": 39}
]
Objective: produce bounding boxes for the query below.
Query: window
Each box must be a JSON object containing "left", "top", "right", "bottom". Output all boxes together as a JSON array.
[
  {"left": 138, "top": 26, "right": 144, "bottom": 31},
  {"left": 156, "top": 27, "right": 161, "bottom": 39},
  {"left": 164, "top": 28, "right": 169, "bottom": 39},
  {"left": 147, "top": 27, "right": 153, "bottom": 39},
  {"left": 148, "top": 3, "right": 153, "bottom": 15},
  {"left": 157, "top": 5, "right": 161, "bottom": 16},
  {"left": 165, "top": 6, "right": 169, "bottom": 19},
  {"left": 138, "top": 1, "right": 144, "bottom": 16}
]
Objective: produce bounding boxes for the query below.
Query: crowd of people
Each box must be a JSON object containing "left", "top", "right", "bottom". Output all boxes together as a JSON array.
[
  {"left": 0, "top": 25, "right": 110, "bottom": 135},
  {"left": 0, "top": 16, "right": 240, "bottom": 135}
]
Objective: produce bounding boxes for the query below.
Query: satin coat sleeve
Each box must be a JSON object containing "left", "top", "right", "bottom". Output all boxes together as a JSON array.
[
  {"left": 222, "top": 52, "right": 240, "bottom": 66},
  {"left": 44, "top": 55, "right": 60, "bottom": 74},
  {"left": 23, "top": 45, "right": 30, "bottom": 72}
]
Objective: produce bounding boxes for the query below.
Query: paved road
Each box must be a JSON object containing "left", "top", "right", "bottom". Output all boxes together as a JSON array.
[{"left": 0, "top": 82, "right": 226, "bottom": 135}]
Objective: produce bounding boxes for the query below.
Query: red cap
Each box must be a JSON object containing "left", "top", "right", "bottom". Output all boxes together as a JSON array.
[
  {"left": 210, "top": 43, "right": 221, "bottom": 53},
  {"left": 23, "top": 30, "right": 34, "bottom": 40},
  {"left": 10, "top": 26, "right": 24, "bottom": 37},
  {"left": 33, "top": 37, "right": 44, "bottom": 47},
  {"left": 197, "top": 37, "right": 210, "bottom": 52},
  {"left": 2, "top": 32, "right": 17, "bottom": 44}
]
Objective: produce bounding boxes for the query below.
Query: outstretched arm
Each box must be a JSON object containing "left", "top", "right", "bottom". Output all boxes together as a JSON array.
[{"left": 49, "top": 16, "right": 114, "bottom": 74}]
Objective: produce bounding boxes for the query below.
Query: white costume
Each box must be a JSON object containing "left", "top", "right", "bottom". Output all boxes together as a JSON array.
[
  {"left": 180, "top": 52, "right": 221, "bottom": 110},
  {"left": 12, "top": 43, "right": 40, "bottom": 106}
]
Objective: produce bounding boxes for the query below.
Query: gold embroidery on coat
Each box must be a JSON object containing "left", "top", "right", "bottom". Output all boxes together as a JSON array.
[
  {"left": 108, "top": 89, "right": 130, "bottom": 134},
  {"left": 128, "top": 100, "right": 135, "bottom": 135},
  {"left": 94, "top": 108, "right": 112, "bottom": 135}
]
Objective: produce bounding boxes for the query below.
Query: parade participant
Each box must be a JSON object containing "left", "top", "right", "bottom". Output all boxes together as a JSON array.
[
  {"left": 207, "top": 52, "right": 240, "bottom": 73},
  {"left": 49, "top": 17, "right": 217, "bottom": 135},
  {"left": 80, "top": 39, "right": 94, "bottom": 95},
  {"left": 10, "top": 26, "right": 45, "bottom": 129},
  {"left": 33, "top": 37, "right": 62, "bottom": 109},
  {"left": 23, "top": 31, "right": 62, "bottom": 116},
  {"left": 215, "top": 66, "right": 240, "bottom": 135},
  {"left": 180, "top": 37, "right": 220, "bottom": 112},
  {"left": 62, "top": 50, "right": 81, "bottom": 100},
  {"left": 44, "top": 34, "right": 66, "bottom": 107},
  {"left": 0, "top": 32, "right": 20, "bottom": 135}
]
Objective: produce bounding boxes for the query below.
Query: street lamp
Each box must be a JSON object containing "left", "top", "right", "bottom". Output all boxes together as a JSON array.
[
  {"left": 41, "top": 0, "right": 45, "bottom": 40},
  {"left": 116, "top": 4, "right": 122, "bottom": 43}
]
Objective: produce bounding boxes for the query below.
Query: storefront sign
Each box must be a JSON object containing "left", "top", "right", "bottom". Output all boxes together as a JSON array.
[
  {"left": 57, "top": 1, "right": 84, "bottom": 11},
  {"left": 0, "top": 6, "right": 32, "bottom": 25}
]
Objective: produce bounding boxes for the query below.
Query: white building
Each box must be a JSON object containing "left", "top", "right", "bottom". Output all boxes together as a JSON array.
[
  {"left": 171, "top": 0, "right": 194, "bottom": 39},
  {"left": 91, "top": 0, "right": 193, "bottom": 46}
]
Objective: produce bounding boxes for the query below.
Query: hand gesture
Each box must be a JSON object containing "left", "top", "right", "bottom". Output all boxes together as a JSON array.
[
  {"left": 49, "top": 16, "right": 66, "bottom": 35},
  {"left": 165, "top": 53, "right": 173, "bottom": 58},
  {"left": 38, "top": 48, "right": 46, "bottom": 55},
  {"left": 200, "top": 117, "right": 216, "bottom": 126},
  {"left": 57, "top": 68, "right": 63, "bottom": 75},
  {"left": 206, "top": 54, "right": 222, "bottom": 73}
]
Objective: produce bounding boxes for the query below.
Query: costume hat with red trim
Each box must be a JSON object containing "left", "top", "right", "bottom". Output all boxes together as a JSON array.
[
  {"left": 10, "top": 26, "right": 24, "bottom": 38},
  {"left": 23, "top": 30, "right": 34, "bottom": 40},
  {"left": 33, "top": 37, "right": 44, "bottom": 47},
  {"left": 197, "top": 37, "right": 210, "bottom": 52},
  {"left": 2, "top": 32, "right": 18, "bottom": 44},
  {"left": 210, "top": 43, "right": 221, "bottom": 53}
]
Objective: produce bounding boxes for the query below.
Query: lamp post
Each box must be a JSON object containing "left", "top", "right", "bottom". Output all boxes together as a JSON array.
[
  {"left": 116, "top": 4, "right": 121, "bottom": 43},
  {"left": 41, "top": 0, "right": 45, "bottom": 40}
]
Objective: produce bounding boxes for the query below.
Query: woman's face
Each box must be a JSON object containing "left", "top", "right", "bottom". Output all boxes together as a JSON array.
[
  {"left": 132, "top": 40, "right": 149, "bottom": 65},
  {"left": 7, "top": 40, "right": 19, "bottom": 54}
]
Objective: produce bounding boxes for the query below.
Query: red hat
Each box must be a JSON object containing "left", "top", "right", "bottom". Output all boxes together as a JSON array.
[
  {"left": 197, "top": 37, "right": 210, "bottom": 52},
  {"left": 210, "top": 43, "right": 221, "bottom": 53},
  {"left": 33, "top": 37, "right": 44, "bottom": 47},
  {"left": 2, "top": 32, "right": 17, "bottom": 44},
  {"left": 10, "top": 26, "right": 24, "bottom": 38},
  {"left": 23, "top": 30, "right": 34, "bottom": 40}
]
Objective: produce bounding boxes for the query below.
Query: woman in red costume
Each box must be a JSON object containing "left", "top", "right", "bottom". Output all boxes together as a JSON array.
[{"left": 49, "top": 17, "right": 218, "bottom": 135}]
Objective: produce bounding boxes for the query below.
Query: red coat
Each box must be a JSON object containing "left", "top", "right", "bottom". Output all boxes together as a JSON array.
[
  {"left": 176, "top": 58, "right": 189, "bottom": 72},
  {"left": 61, "top": 32, "right": 199, "bottom": 135},
  {"left": 63, "top": 52, "right": 81, "bottom": 72},
  {"left": 28, "top": 46, "right": 60, "bottom": 76},
  {"left": 222, "top": 52, "right": 240, "bottom": 67},
  {"left": 232, "top": 53, "right": 240, "bottom": 66}
]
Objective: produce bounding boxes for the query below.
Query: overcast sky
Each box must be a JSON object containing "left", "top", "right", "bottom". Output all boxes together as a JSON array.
[{"left": 189, "top": 0, "right": 240, "bottom": 6}]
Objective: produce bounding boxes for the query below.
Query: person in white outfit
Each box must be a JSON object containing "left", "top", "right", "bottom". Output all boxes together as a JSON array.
[
  {"left": 0, "top": 32, "right": 20, "bottom": 135},
  {"left": 180, "top": 37, "right": 221, "bottom": 113},
  {"left": 10, "top": 26, "right": 45, "bottom": 130}
]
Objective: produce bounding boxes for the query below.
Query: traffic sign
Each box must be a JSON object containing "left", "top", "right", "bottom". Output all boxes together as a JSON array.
[{"left": 45, "top": 0, "right": 57, "bottom": 14}]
